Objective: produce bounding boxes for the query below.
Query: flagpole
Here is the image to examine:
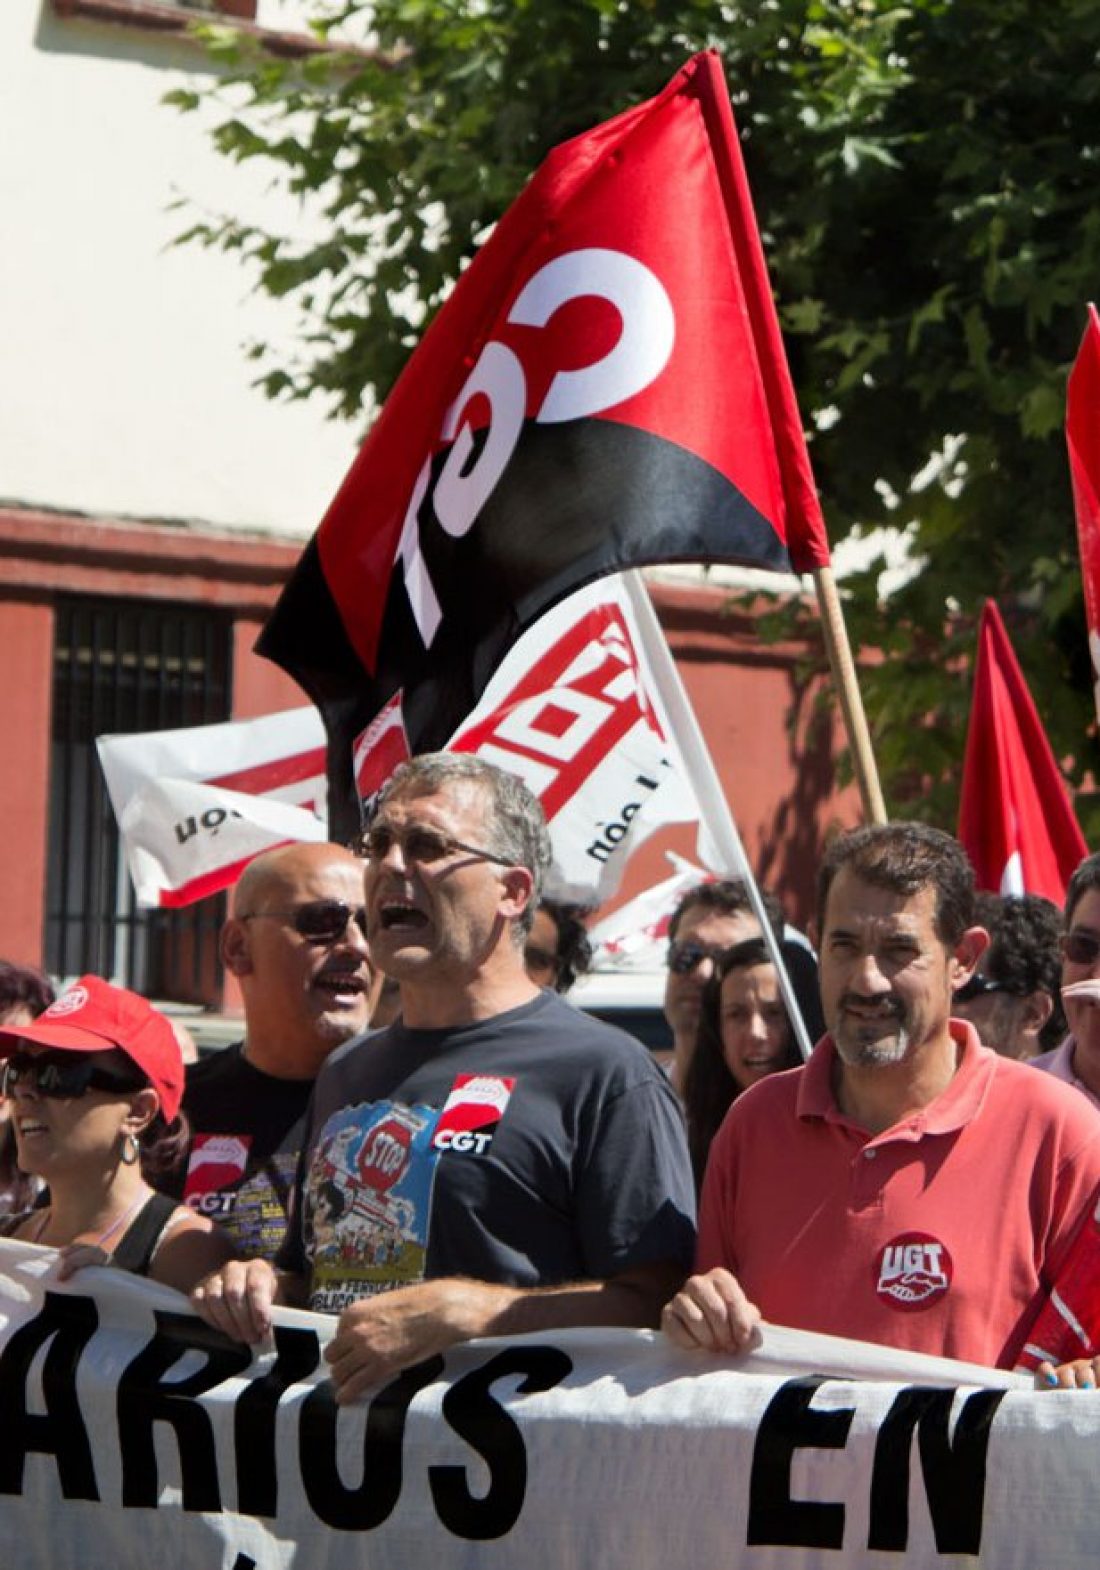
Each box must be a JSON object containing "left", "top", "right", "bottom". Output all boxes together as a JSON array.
[
  {"left": 622, "top": 571, "right": 815, "bottom": 1061},
  {"left": 811, "top": 564, "right": 888, "bottom": 825}
]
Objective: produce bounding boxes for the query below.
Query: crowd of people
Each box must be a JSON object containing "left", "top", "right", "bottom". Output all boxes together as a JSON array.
[{"left": 3, "top": 752, "right": 1100, "bottom": 1396}]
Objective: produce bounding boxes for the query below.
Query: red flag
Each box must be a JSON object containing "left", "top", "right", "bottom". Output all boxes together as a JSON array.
[
  {"left": 1068, "top": 303, "right": 1100, "bottom": 720},
  {"left": 258, "top": 52, "right": 830, "bottom": 832},
  {"left": 958, "top": 601, "right": 1087, "bottom": 903}
]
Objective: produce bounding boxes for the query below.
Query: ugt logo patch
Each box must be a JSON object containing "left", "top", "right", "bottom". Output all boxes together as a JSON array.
[{"left": 874, "top": 1231, "right": 953, "bottom": 1311}]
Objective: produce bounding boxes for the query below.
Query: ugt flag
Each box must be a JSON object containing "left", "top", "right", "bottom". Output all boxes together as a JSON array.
[
  {"left": 1068, "top": 303, "right": 1100, "bottom": 724},
  {"left": 958, "top": 600, "right": 1087, "bottom": 903},
  {"left": 258, "top": 51, "right": 830, "bottom": 835},
  {"left": 97, "top": 708, "right": 329, "bottom": 907}
]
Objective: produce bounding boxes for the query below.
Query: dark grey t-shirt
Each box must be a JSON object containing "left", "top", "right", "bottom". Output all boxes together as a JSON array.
[{"left": 279, "top": 990, "right": 696, "bottom": 1313}]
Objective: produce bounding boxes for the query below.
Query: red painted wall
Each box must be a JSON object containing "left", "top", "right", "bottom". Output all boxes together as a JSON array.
[
  {"left": 0, "top": 598, "right": 54, "bottom": 966},
  {"left": 232, "top": 617, "right": 311, "bottom": 719}
]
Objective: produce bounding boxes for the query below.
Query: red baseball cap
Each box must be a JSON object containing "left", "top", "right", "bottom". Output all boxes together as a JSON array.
[{"left": 0, "top": 975, "right": 183, "bottom": 1122}]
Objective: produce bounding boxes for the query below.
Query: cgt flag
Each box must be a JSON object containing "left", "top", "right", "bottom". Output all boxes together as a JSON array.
[
  {"left": 258, "top": 51, "right": 830, "bottom": 835},
  {"left": 958, "top": 600, "right": 1087, "bottom": 904},
  {"left": 353, "top": 578, "right": 704, "bottom": 904},
  {"left": 1068, "top": 303, "right": 1100, "bottom": 723}
]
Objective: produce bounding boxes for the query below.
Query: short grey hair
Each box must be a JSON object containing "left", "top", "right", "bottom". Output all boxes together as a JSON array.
[{"left": 373, "top": 753, "right": 552, "bottom": 935}]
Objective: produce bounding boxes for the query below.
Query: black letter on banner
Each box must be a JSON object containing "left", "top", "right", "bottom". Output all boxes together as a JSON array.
[
  {"left": 117, "top": 1310, "right": 251, "bottom": 1511},
  {"left": 747, "top": 1376, "right": 853, "bottom": 1549},
  {"left": 235, "top": 1325, "right": 320, "bottom": 1518},
  {"left": 299, "top": 1355, "right": 443, "bottom": 1530},
  {"left": 429, "top": 1346, "right": 573, "bottom": 1541},
  {"left": 868, "top": 1385, "right": 1005, "bottom": 1554},
  {"left": 0, "top": 1291, "right": 99, "bottom": 1499}
]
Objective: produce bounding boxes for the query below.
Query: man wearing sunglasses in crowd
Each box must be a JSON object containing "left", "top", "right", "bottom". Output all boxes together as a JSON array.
[
  {"left": 160, "top": 842, "right": 379, "bottom": 1260},
  {"left": 1033, "top": 852, "right": 1100, "bottom": 1109},
  {"left": 951, "top": 892, "right": 1065, "bottom": 1062},
  {"left": 663, "top": 880, "right": 784, "bottom": 1091},
  {"left": 191, "top": 754, "right": 695, "bottom": 1401}
]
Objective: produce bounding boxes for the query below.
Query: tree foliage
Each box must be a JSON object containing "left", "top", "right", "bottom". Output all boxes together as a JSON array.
[{"left": 174, "top": 0, "right": 1100, "bottom": 836}]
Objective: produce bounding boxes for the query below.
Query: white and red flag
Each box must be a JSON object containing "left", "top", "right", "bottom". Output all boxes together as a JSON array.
[
  {"left": 585, "top": 856, "right": 711, "bottom": 971},
  {"left": 958, "top": 600, "right": 1087, "bottom": 903},
  {"left": 1068, "top": 303, "right": 1100, "bottom": 724},
  {"left": 97, "top": 708, "right": 329, "bottom": 908},
  {"left": 255, "top": 51, "right": 830, "bottom": 836},
  {"left": 354, "top": 576, "right": 702, "bottom": 901}
]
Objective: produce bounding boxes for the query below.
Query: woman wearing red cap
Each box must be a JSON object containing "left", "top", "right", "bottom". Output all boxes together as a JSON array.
[{"left": 0, "top": 976, "right": 235, "bottom": 1289}]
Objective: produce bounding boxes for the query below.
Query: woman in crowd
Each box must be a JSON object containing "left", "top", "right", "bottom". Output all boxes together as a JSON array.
[
  {"left": 0, "top": 960, "right": 55, "bottom": 1211},
  {"left": 0, "top": 974, "right": 235, "bottom": 1290},
  {"left": 682, "top": 938, "right": 803, "bottom": 1190}
]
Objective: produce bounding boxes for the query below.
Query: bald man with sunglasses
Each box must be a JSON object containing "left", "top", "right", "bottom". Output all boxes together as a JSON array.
[
  {"left": 191, "top": 755, "right": 695, "bottom": 1401},
  {"left": 161, "top": 842, "right": 379, "bottom": 1260}
]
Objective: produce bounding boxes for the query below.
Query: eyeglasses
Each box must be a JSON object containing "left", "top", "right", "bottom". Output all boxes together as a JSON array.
[
  {"left": 242, "top": 899, "right": 368, "bottom": 944},
  {"left": 953, "top": 973, "right": 1012, "bottom": 1003},
  {"left": 2, "top": 1051, "right": 144, "bottom": 1101},
  {"left": 359, "top": 823, "right": 513, "bottom": 868},
  {"left": 1062, "top": 930, "right": 1100, "bottom": 967},
  {"left": 667, "top": 939, "right": 731, "bottom": 976}
]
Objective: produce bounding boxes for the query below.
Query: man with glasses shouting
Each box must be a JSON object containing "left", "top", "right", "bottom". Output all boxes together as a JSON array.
[
  {"left": 162, "top": 841, "right": 379, "bottom": 1261},
  {"left": 1034, "top": 852, "right": 1100, "bottom": 1109},
  {"left": 191, "top": 754, "right": 695, "bottom": 1401}
]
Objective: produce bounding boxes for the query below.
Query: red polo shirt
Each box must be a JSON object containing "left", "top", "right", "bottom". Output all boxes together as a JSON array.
[{"left": 696, "top": 1021, "right": 1100, "bottom": 1367}]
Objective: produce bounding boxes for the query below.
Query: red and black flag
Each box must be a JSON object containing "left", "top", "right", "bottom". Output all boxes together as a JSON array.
[{"left": 259, "top": 51, "right": 831, "bottom": 833}]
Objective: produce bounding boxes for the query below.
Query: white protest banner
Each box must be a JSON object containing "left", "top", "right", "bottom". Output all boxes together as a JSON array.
[
  {"left": 6, "top": 1239, "right": 1100, "bottom": 1570},
  {"left": 97, "top": 708, "right": 329, "bottom": 907}
]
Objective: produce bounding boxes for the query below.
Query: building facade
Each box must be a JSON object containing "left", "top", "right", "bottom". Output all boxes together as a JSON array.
[{"left": 1, "top": 0, "right": 859, "bottom": 1007}]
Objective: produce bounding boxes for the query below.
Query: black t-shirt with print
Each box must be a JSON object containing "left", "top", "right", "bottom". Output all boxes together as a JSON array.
[
  {"left": 278, "top": 991, "right": 696, "bottom": 1313},
  {"left": 161, "top": 1043, "right": 314, "bottom": 1262}
]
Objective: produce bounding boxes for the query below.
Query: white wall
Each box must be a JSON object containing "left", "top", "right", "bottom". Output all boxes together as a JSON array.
[{"left": 0, "top": 0, "right": 363, "bottom": 538}]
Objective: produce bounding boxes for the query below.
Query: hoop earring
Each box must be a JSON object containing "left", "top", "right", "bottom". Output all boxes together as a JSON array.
[{"left": 119, "top": 1131, "right": 140, "bottom": 1166}]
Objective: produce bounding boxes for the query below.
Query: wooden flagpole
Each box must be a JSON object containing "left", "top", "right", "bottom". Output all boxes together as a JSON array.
[{"left": 811, "top": 564, "right": 888, "bottom": 825}]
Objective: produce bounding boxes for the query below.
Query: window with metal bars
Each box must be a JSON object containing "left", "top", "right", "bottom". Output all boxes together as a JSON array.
[{"left": 45, "top": 596, "right": 232, "bottom": 1003}]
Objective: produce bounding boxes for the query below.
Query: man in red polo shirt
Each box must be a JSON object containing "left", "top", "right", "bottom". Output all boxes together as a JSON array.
[{"left": 662, "top": 822, "right": 1100, "bottom": 1371}]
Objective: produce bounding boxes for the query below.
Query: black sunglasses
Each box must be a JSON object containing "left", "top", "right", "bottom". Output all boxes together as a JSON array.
[
  {"left": 359, "top": 823, "right": 513, "bottom": 868},
  {"left": 953, "top": 973, "right": 1012, "bottom": 1003},
  {"left": 667, "top": 939, "right": 730, "bottom": 976},
  {"left": 242, "top": 899, "right": 368, "bottom": 944},
  {"left": 2, "top": 1051, "right": 144, "bottom": 1102},
  {"left": 1062, "top": 931, "right": 1100, "bottom": 967}
]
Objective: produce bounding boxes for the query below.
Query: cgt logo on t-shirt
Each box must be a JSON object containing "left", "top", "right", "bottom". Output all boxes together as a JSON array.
[
  {"left": 874, "top": 1231, "right": 953, "bottom": 1311},
  {"left": 431, "top": 1074, "right": 515, "bottom": 1156}
]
